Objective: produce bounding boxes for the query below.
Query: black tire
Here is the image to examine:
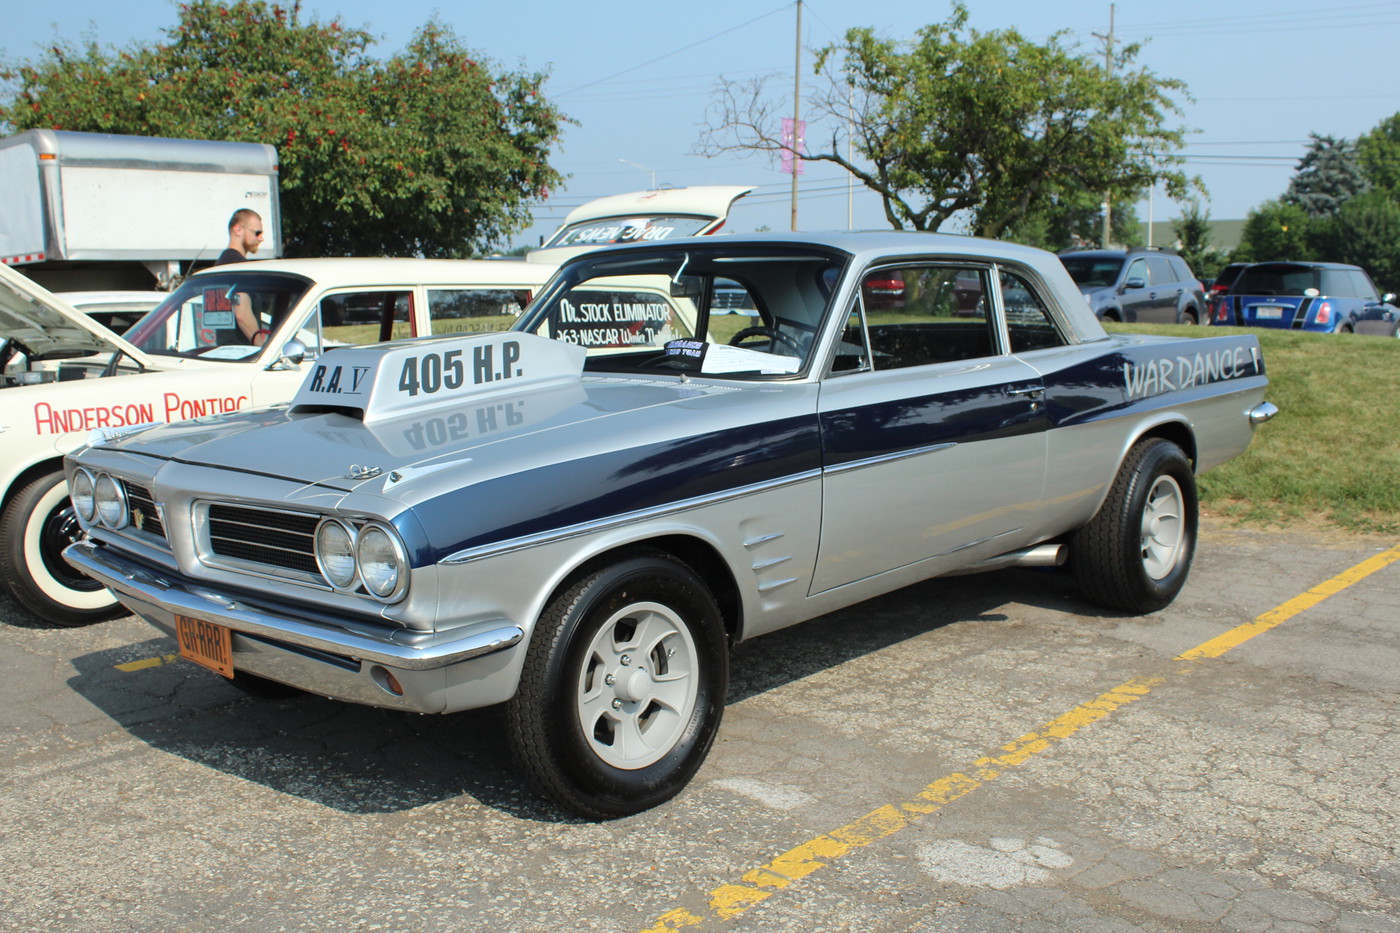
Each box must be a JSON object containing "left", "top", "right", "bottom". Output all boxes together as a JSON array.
[
  {"left": 0, "top": 471, "right": 123, "bottom": 627},
  {"left": 1071, "top": 438, "right": 1198, "bottom": 614},
  {"left": 1180, "top": 308, "right": 1198, "bottom": 325},
  {"left": 506, "top": 550, "right": 728, "bottom": 819}
]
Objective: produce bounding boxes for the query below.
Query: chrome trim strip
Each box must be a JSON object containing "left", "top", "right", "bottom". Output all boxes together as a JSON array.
[
  {"left": 64, "top": 540, "right": 520, "bottom": 671},
  {"left": 743, "top": 532, "right": 784, "bottom": 549},
  {"left": 440, "top": 469, "right": 822, "bottom": 565},
  {"left": 756, "top": 577, "right": 799, "bottom": 593},
  {"left": 822, "top": 442, "right": 958, "bottom": 477}
]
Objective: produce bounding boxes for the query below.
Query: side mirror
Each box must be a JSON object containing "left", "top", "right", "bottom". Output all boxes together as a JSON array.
[
  {"left": 272, "top": 338, "right": 308, "bottom": 370},
  {"left": 1384, "top": 293, "right": 1396, "bottom": 303},
  {"left": 1122, "top": 277, "right": 1147, "bottom": 291}
]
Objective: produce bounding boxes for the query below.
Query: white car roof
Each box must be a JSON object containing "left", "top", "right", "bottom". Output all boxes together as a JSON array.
[{"left": 191, "top": 256, "right": 558, "bottom": 288}]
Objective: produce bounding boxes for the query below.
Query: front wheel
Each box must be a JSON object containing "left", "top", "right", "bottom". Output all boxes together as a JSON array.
[
  {"left": 506, "top": 550, "right": 728, "bottom": 818},
  {"left": 0, "top": 470, "right": 123, "bottom": 626},
  {"left": 1070, "top": 439, "right": 1198, "bottom": 614}
]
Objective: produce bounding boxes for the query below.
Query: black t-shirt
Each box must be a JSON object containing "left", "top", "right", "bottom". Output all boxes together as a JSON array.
[{"left": 215, "top": 248, "right": 246, "bottom": 265}]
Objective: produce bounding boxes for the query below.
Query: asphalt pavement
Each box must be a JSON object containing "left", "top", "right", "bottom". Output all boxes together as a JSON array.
[{"left": 2, "top": 518, "right": 1397, "bottom": 933}]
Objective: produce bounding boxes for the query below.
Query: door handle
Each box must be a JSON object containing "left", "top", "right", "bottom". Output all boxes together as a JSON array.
[{"left": 1006, "top": 385, "right": 1045, "bottom": 398}]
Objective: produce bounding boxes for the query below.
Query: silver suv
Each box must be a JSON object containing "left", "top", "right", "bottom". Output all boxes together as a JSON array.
[{"left": 1059, "top": 247, "right": 1207, "bottom": 325}]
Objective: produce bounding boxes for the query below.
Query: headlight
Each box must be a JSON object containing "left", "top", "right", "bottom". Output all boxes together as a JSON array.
[
  {"left": 94, "top": 473, "right": 129, "bottom": 528},
  {"left": 71, "top": 470, "right": 96, "bottom": 523},
  {"left": 314, "top": 519, "right": 358, "bottom": 589},
  {"left": 356, "top": 523, "right": 408, "bottom": 601}
]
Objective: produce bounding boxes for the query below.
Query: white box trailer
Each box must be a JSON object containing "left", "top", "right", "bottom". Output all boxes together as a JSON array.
[{"left": 0, "top": 129, "right": 281, "bottom": 292}]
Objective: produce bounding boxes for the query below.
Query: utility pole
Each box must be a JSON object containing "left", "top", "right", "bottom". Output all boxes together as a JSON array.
[
  {"left": 1093, "top": 3, "right": 1116, "bottom": 247},
  {"left": 791, "top": 0, "right": 803, "bottom": 231}
]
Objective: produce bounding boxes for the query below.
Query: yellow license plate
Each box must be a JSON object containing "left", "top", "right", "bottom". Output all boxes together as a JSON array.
[{"left": 176, "top": 615, "right": 234, "bottom": 679}]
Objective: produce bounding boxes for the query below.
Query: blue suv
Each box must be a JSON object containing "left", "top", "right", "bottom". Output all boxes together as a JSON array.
[{"left": 1210, "top": 261, "right": 1398, "bottom": 333}]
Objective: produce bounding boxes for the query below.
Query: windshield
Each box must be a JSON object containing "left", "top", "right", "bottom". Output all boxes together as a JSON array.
[
  {"left": 542, "top": 214, "right": 717, "bottom": 249},
  {"left": 1233, "top": 264, "right": 1321, "bottom": 297},
  {"left": 124, "top": 272, "right": 313, "bottom": 361},
  {"left": 1060, "top": 256, "right": 1123, "bottom": 288},
  {"left": 515, "top": 245, "right": 846, "bottom": 378}
]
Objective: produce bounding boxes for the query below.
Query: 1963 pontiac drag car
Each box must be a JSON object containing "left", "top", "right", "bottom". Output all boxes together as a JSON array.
[{"left": 64, "top": 232, "right": 1277, "bottom": 817}]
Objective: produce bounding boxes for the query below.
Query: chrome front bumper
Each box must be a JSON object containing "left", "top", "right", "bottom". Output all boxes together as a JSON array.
[{"left": 64, "top": 540, "right": 525, "bottom": 713}]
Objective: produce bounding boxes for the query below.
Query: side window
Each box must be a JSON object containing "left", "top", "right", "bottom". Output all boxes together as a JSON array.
[
  {"left": 319, "top": 291, "right": 413, "bottom": 347},
  {"left": 1146, "top": 256, "right": 1174, "bottom": 285},
  {"left": 860, "top": 265, "right": 996, "bottom": 370},
  {"left": 1124, "top": 258, "right": 1149, "bottom": 287},
  {"left": 831, "top": 300, "right": 871, "bottom": 374},
  {"left": 1000, "top": 271, "right": 1067, "bottom": 353},
  {"left": 426, "top": 288, "right": 533, "bottom": 336},
  {"left": 1350, "top": 269, "right": 1380, "bottom": 300}
]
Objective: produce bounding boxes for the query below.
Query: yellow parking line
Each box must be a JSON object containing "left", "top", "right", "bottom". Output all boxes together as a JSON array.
[
  {"left": 641, "top": 543, "right": 1400, "bottom": 932},
  {"left": 114, "top": 653, "right": 180, "bottom": 673}
]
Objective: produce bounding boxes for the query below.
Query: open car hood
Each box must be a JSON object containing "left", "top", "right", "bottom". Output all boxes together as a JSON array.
[{"left": 0, "top": 263, "right": 158, "bottom": 368}]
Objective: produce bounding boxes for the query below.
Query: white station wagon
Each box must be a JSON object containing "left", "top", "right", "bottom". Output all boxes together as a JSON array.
[{"left": 1, "top": 257, "right": 556, "bottom": 625}]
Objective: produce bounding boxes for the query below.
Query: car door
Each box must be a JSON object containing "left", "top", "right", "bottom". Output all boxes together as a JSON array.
[{"left": 812, "top": 262, "right": 1050, "bottom": 594}]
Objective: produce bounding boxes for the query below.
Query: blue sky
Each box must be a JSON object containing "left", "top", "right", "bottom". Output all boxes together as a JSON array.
[{"left": 7, "top": 0, "right": 1400, "bottom": 249}]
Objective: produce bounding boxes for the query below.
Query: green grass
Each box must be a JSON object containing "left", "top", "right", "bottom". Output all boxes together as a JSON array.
[{"left": 1105, "top": 323, "right": 1400, "bottom": 535}]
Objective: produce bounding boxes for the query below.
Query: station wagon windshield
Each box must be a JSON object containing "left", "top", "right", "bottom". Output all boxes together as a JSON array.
[
  {"left": 515, "top": 245, "right": 846, "bottom": 378},
  {"left": 123, "top": 272, "right": 313, "bottom": 361}
]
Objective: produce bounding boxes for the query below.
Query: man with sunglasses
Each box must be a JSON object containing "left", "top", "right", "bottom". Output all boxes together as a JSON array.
[
  {"left": 215, "top": 209, "right": 268, "bottom": 344},
  {"left": 217, "top": 209, "right": 264, "bottom": 265}
]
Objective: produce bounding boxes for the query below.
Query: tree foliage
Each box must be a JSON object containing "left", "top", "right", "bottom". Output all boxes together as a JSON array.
[
  {"left": 1358, "top": 114, "right": 1400, "bottom": 194},
  {"left": 1311, "top": 190, "right": 1400, "bottom": 295},
  {"left": 0, "top": 1, "right": 567, "bottom": 257},
  {"left": 700, "top": 3, "right": 1192, "bottom": 239},
  {"left": 1282, "top": 133, "right": 1368, "bottom": 218},
  {"left": 1232, "top": 200, "right": 1312, "bottom": 263},
  {"left": 1172, "top": 201, "right": 1227, "bottom": 279}
]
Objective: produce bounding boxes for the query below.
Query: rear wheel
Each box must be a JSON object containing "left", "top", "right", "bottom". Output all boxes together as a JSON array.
[
  {"left": 0, "top": 470, "right": 123, "bottom": 626},
  {"left": 507, "top": 550, "right": 728, "bottom": 818},
  {"left": 1071, "top": 439, "right": 1198, "bottom": 613}
]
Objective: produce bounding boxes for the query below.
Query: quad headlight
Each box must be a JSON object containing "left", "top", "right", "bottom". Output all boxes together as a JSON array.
[
  {"left": 356, "top": 523, "right": 409, "bottom": 601},
  {"left": 314, "top": 519, "right": 358, "bottom": 590},
  {"left": 93, "top": 472, "right": 129, "bottom": 529},
  {"left": 71, "top": 469, "right": 96, "bottom": 523},
  {"left": 314, "top": 518, "right": 409, "bottom": 602}
]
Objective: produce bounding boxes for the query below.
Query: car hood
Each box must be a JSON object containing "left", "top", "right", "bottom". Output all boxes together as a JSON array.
[
  {"left": 0, "top": 263, "right": 157, "bottom": 366},
  {"left": 90, "top": 373, "right": 770, "bottom": 494}
]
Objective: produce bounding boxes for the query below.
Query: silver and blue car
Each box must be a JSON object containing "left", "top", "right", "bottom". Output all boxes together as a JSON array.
[{"left": 63, "top": 232, "right": 1276, "bottom": 817}]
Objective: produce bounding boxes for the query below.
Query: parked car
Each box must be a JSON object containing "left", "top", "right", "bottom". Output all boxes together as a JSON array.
[
  {"left": 528, "top": 185, "right": 753, "bottom": 264},
  {"left": 1203, "top": 262, "right": 1248, "bottom": 322},
  {"left": 1210, "top": 261, "right": 1399, "bottom": 333},
  {"left": 64, "top": 231, "right": 1275, "bottom": 817},
  {"left": 1352, "top": 304, "right": 1400, "bottom": 337},
  {"left": 1059, "top": 247, "right": 1207, "bottom": 325},
  {"left": 56, "top": 291, "right": 169, "bottom": 333},
  {"left": 1, "top": 258, "right": 556, "bottom": 626}
]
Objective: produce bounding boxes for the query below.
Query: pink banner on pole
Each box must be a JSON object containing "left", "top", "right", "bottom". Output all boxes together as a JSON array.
[{"left": 781, "top": 118, "right": 806, "bottom": 175}]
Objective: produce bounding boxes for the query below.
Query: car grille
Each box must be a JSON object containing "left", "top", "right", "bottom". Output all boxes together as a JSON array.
[
  {"left": 203, "top": 504, "right": 321, "bottom": 579},
  {"left": 124, "top": 482, "right": 166, "bottom": 541}
]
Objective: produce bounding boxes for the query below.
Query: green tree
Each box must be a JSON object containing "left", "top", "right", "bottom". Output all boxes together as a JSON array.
[
  {"left": 1172, "top": 201, "right": 1226, "bottom": 279},
  {"left": 1232, "top": 200, "right": 1311, "bottom": 263},
  {"left": 0, "top": 1, "right": 566, "bottom": 257},
  {"left": 1003, "top": 189, "right": 1143, "bottom": 250},
  {"left": 1357, "top": 113, "right": 1400, "bottom": 193},
  {"left": 1309, "top": 190, "right": 1400, "bottom": 295},
  {"left": 700, "top": 3, "right": 1192, "bottom": 239},
  {"left": 1283, "top": 133, "right": 1368, "bottom": 218}
]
